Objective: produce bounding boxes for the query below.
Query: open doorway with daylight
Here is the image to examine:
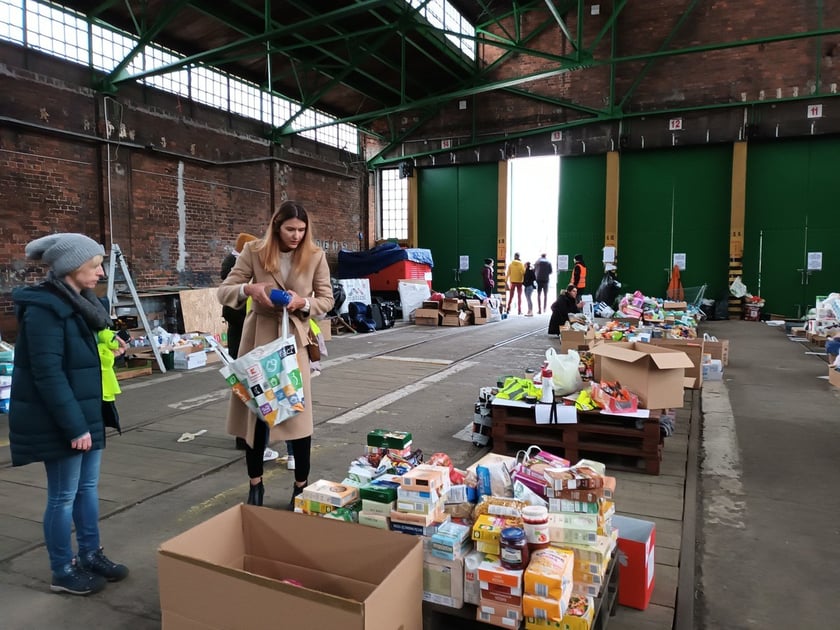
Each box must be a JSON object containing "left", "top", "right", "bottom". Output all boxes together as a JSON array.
[{"left": 508, "top": 155, "right": 560, "bottom": 317}]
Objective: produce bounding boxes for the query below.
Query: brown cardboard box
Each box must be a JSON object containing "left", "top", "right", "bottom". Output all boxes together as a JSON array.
[
  {"left": 560, "top": 328, "right": 596, "bottom": 354},
  {"left": 442, "top": 311, "right": 471, "bottom": 327},
  {"left": 830, "top": 366, "right": 840, "bottom": 388},
  {"left": 441, "top": 298, "right": 461, "bottom": 313},
  {"left": 589, "top": 342, "right": 694, "bottom": 409},
  {"left": 414, "top": 308, "right": 441, "bottom": 326},
  {"left": 663, "top": 301, "right": 687, "bottom": 310},
  {"left": 702, "top": 339, "right": 729, "bottom": 366},
  {"left": 158, "top": 504, "right": 423, "bottom": 630},
  {"left": 650, "top": 339, "right": 705, "bottom": 389},
  {"left": 470, "top": 305, "right": 488, "bottom": 325}
]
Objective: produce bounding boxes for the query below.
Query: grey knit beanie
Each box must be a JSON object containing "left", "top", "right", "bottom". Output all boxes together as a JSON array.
[{"left": 25, "top": 233, "right": 106, "bottom": 277}]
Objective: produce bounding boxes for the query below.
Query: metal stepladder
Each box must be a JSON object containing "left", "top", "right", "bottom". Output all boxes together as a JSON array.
[{"left": 106, "top": 243, "right": 168, "bottom": 373}]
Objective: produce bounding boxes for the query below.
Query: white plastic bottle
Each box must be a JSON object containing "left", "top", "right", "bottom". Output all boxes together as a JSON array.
[{"left": 541, "top": 368, "right": 554, "bottom": 403}]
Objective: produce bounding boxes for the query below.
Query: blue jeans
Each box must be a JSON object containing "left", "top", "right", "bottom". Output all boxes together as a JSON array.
[{"left": 43, "top": 449, "right": 102, "bottom": 574}]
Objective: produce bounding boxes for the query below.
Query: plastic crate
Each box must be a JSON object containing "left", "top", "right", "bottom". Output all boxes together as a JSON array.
[{"left": 365, "top": 260, "right": 432, "bottom": 291}]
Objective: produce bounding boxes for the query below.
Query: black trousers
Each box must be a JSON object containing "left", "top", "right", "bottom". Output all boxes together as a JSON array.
[{"left": 245, "top": 424, "right": 311, "bottom": 485}]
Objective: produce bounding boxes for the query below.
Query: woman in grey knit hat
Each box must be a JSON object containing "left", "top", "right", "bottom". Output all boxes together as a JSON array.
[{"left": 9, "top": 233, "right": 128, "bottom": 595}]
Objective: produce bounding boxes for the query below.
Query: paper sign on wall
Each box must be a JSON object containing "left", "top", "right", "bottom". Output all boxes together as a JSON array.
[
  {"left": 557, "top": 255, "right": 569, "bottom": 271},
  {"left": 673, "top": 253, "right": 686, "bottom": 270},
  {"left": 603, "top": 247, "right": 616, "bottom": 263},
  {"left": 807, "top": 252, "right": 822, "bottom": 271},
  {"left": 459, "top": 255, "right": 470, "bottom": 271}
]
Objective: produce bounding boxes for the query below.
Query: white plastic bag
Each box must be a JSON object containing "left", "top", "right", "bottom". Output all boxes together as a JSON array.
[
  {"left": 545, "top": 348, "right": 584, "bottom": 395},
  {"left": 729, "top": 276, "right": 747, "bottom": 298}
]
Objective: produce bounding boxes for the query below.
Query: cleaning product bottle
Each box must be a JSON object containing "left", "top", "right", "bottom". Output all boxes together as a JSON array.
[{"left": 541, "top": 368, "right": 553, "bottom": 403}]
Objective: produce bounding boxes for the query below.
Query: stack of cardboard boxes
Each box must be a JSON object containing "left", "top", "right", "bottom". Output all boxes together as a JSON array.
[{"left": 413, "top": 297, "right": 488, "bottom": 327}]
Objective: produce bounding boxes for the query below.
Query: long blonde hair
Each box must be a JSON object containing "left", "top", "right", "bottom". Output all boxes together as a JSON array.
[{"left": 254, "top": 200, "right": 319, "bottom": 273}]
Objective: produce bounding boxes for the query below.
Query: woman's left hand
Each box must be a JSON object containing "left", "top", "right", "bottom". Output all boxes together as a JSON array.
[{"left": 284, "top": 290, "right": 307, "bottom": 312}]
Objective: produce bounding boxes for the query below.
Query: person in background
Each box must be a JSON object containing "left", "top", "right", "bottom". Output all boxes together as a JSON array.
[
  {"left": 482, "top": 258, "right": 495, "bottom": 297},
  {"left": 10, "top": 234, "right": 129, "bottom": 595},
  {"left": 218, "top": 201, "right": 334, "bottom": 508},
  {"left": 505, "top": 253, "right": 526, "bottom": 315},
  {"left": 570, "top": 254, "right": 587, "bottom": 294},
  {"left": 533, "top": 253, "right": 553, "bottom": 314},
  {"left": 221, "top": 232, "right": 281, "bottom": 463},
  {"left": 523, "top": 261, "right": 537, "bottom": 317},
  {"left": 548, "top": 284, "right": 582, "bottom": 335}
]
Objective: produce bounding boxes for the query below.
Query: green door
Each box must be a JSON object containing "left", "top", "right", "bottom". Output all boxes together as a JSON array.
[
  {"left": 745, "top": 138, "right": 840, "bottom": 318},
  {"left": 618, "top": 146, "right": 732, "bottom": 303},
  {"left": 417, "top": 164, "right": 499, "bottom": 291}
]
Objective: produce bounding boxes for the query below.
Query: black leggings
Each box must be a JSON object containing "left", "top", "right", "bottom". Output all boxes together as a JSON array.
[{"left": 245, "top": 424, "right": 311, "bottom": 484}]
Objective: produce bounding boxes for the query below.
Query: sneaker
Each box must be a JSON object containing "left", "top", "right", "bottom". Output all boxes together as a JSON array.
[
  {"left": 51, "top": 558, "right": 107, "bottom": 595},
  {"left": 78, "top": 548, "right": 129, "bottom": 583},
  {"left": 286, "top": 455, "right": 295, "bottom": 471},
  {"left": 263, "top": 447, "right": 279, "bottom": 462}
]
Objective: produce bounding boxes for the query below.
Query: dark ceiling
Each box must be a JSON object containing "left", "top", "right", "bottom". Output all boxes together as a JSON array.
[
  {"left": 49, "top": 1, "right": 840, "bottom": 165},
  {"left": 58, "top": 0, "right": 544, "bottom": 136}
]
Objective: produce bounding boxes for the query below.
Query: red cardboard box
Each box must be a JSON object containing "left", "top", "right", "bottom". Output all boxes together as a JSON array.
[{"left": 613, "top": 515, "right": 655, "bottom": 610}]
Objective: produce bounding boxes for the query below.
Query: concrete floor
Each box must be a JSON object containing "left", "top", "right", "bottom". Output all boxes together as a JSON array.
[{"left": 0, "top": 314, "right": 836, "bottom": 629}]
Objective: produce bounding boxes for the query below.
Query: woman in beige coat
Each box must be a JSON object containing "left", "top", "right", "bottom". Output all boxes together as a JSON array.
[{"left": 217, "top": 201, "right": 334, "bottom": 507}]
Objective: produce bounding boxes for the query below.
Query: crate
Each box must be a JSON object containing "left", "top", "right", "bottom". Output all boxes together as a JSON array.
[{"left": 365, "top": 260, "right": 432, "bottom": 291}]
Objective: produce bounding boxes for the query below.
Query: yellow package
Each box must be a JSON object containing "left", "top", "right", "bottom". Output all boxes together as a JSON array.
[
  {"left": 524, "top": 548, "right": 574, "bottom": 599},
  {"left": 561, "top": 595, "right": 595, "bottom": 630},
  {"left": 523, "top": 593, "right": 569, "bottom": 621}
]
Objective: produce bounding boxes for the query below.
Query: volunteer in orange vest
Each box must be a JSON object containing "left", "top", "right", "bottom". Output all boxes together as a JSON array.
[{"left": 570, "top": 254, "right": 587, "bottom": 294}]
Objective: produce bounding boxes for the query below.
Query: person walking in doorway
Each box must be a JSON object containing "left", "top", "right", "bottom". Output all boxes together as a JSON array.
[
  {"left": 523, "top": 261, "right": 537, "bottom": 317},
  {"left": 505, "top": 253, "right": 526, "bottom": 315},
  {"left": 570, "top": 254, "right": 587, "bottom": 294},
  {"left": 218, "top": 201, "right": 334, "bottom": 509},
  {"left": 534, "top": 253, "right": 553, "bottom": 314}
]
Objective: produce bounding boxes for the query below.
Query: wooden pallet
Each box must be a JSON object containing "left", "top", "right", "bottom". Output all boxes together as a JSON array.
[
  {"left": 491, "top": 403, "right": 662, "bottom": 475},
  {"left": 115, "top": 364, "right": 152, "bottom": 381}
]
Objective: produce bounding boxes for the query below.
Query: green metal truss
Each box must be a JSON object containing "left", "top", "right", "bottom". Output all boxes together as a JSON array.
[{"left": 79, "top": 0, "right": 840, "bottom": 168}]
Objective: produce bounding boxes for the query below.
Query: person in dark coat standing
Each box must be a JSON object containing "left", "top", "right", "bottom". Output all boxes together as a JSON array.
[
  {"left": 10, "top": 234, "right": 128, "bottom": 596},
  {"left": 533, "top": 253, "right": 553, "bottom": 314},
  {"left": 482, "top": 258, "right": 495, "bottom": 296},
  {"left": 548, "top": 284, "right": 582, "bottom": 335}
]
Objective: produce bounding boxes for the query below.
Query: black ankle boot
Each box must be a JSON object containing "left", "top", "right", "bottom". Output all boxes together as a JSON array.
[
  {"left": 247, "top": 481, "right": 264, "bottom": 506},
  {"left": 288, "top": 482, "right": 305, "bottom": 511}
]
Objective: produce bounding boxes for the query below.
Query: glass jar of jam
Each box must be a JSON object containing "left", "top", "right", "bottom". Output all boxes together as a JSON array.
[
  {"left": 500, "top": 527, "right": 529, "bottom": 570},
  {"left": 522, "top": 505, "right": 550, "bottom": 551}
]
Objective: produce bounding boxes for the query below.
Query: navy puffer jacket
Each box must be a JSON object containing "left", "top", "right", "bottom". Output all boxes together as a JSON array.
[{"left": 9, "top": 285, "right": 105, "bottom": 466}]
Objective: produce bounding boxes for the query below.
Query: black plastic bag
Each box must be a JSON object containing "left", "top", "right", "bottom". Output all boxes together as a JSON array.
[{"left": 594, "top": 271, "right": 620, "bottom": 306}]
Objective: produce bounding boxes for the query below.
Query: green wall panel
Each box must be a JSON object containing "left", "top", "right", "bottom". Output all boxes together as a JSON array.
[
  {"left": 557, "top": 155, "right": 606, "bottom": 293},
  {"left": 744, "top": 138, "right": 840, "bottom": 318},
  {"left": 618, "top": 146, "right": 731, "bottom": 302},
  {"left": 417, "top": 164, "right": 498, "bottom": 291}
]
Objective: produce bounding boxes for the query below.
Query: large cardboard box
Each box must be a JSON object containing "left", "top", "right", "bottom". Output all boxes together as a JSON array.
[
  {"left": 703, "top": 339, "right": 730, "bottom": 366},
  {"left": 590, "top": 342, "right": 693, "bottom": 409},
  {"left": 613, "top": 515, "right": 655, "bottom": 611},
  {"left": 414, "top": 308, "right": 441, "bottom": 326},
  {"left": 560, "top": 328, "right": 595, "bottom": 354},
  {"left": 158, "top": 504, "right": 423, "bottom": 630},
  {"left": 650, "top": 339, "right": 705, "bottom": 389},
  {"left": 829, "top": 366, "right": 840, "bottom": 388}
]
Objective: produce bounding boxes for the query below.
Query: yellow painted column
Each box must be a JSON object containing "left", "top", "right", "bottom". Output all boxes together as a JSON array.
[
  {"left": 728, "top": 141, "right": 747, "bottom": 319},
  {"left": 604, "top": 151, "right": 620, "bottom": 268},
  {"left": 497, "top": 161, "right": 509, "bottom": 308}
]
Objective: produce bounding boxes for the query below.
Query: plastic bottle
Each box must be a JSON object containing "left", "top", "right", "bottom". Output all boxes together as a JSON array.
[{"left": 541, "top": 368, "right": 554, "bottom": 403}]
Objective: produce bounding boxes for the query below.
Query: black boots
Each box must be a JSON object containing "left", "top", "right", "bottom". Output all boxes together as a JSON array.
[
  {"left": 288, "top": 482, "right": 305, "bottom": 511},
  {"left": 247, "top": 481, "right": 264, "bottom": 506}
]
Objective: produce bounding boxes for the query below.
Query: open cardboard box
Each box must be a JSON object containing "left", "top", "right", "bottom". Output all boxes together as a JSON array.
[
  {"left": 158, "top": 504, "right": 423, "bottom": 630},
  {"left": 590, "top": 342, "right": 693, "bottom": 409},
  {"left": 560, "top": 327, "right": 595, "bottom": 354},
  {"left": 650, "top": 338, "right": 705, "bottom": 389}
]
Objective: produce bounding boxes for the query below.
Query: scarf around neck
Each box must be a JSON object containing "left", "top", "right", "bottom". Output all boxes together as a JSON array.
[{"left": 45, "top": 273, "right": 113, "bottom": 331}]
